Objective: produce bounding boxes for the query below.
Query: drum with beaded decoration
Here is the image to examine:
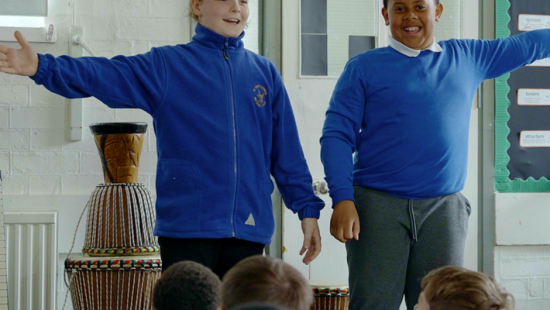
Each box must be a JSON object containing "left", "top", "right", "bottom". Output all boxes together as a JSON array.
[
  {"left": 65, "top": 255, "right": 162, "bottom": 310},
  {"left": 84, "top": 123, "right": 160, "bottom": 256},
  {"left": 309, "top": 281, "right": 349, "bottom": 310}
]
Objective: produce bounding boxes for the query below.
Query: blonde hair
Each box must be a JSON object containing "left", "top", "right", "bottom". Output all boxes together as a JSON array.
[
  {"left": 421, "top": 266, "right": 515, "bottom": 310},
  {"left": 221, "top": 256, "right": 313, "bottom": 310},
  {"left": 189, "top": 0, "right": 202, "bottom": 23}
]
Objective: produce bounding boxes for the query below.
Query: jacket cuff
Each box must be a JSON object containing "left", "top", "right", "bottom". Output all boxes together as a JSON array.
[
  {"left": 330, "top": 188, "right": 356, "bottom": 207},
  {"left": 30, "top": 54, "right": 49, "bottom": 84},
  {"left": 298, "top": 207, "right": 321, "bottom": 220}
]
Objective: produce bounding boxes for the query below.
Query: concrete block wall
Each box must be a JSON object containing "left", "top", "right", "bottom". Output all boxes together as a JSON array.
[
  {"left": 0, "top": 0, "right": 192, "bottom": 197},
  {"left": 495, "top": 246, "right": 550, "bottom": 309}
]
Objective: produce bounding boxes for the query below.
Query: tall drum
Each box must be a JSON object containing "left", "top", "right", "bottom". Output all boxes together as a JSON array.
[{"left": 83, "top": 123, "right": 159, "bottom": 256}]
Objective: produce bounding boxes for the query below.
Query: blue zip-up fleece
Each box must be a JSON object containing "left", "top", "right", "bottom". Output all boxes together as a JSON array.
[
  {"left": 32, "top": 24, "right": 324, "bottom": 245},
  {"left": 321, "top": 29, "right": 550, "bottom": 202}
]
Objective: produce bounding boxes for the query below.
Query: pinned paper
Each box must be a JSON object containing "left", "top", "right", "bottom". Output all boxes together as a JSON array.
[
  {"left": 520, "top": 131, "right": 550, "bottom": 147},
  {"left": 518, "top": 89, "right": 550, "bottom": 106}
]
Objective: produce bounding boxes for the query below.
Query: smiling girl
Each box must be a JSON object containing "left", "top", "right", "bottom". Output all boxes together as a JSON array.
[
  {"left": 0, "top": 0, "right": 325, "bottom": 279},
  {"left": 321, "top": 0, "right": 550, "bottom": 309}
]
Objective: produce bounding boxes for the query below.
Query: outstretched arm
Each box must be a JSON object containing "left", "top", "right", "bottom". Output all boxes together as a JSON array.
[{"left": 0, "top": 31, "right": 39, "bottom": 76}]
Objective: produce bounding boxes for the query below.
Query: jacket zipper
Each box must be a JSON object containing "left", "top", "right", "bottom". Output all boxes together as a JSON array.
[{"left": 224, "top": 39, "right": 237, "bottom": 237}]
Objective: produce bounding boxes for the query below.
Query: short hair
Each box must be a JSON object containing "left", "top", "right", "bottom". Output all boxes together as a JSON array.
[
  {"left": 152, "top": 261, "right": 221, "bottom": 310},
  {"left": 221, "top": 256, "right": 313, "bottom": 310},
  {"left": 383, "top": 0, "right": 440, "bottom": 9},
  {"left": 229, "top": 302, "right": 291, "bottom": 310},
  {"left": 189, "top": 0, "right": 202, "bottom": 23},
  {"left": 421, "top": 266, "right": 515, "bottom": 310}
]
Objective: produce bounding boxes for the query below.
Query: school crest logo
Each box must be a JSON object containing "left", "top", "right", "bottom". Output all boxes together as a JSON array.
[{"left": 253, "top": 85, "right": 267, "bottom": 107}]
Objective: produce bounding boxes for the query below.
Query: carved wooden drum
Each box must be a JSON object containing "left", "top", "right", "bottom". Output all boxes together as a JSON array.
[
  {"left": 309, "top": 281, "right": 349, "bottom": 310},
  {"left": 65, "top": 255, "right": 162, "bottom": 310},
  {"left": 84, "top": 123, "right": 159, "bottom": 256}
]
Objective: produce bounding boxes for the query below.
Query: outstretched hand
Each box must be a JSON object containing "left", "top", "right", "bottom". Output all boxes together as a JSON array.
[
  {"left": 300, "top": 218, "right": 322, "bottom": 265},
  {"left": 0, "top": 31, "right": 39, "bottom": 76}
]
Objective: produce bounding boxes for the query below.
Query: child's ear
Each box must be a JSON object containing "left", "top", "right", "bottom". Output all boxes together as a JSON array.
[
  {"left": 435, "top": 3, "right": 444, "bottom": 22},
  {"left": 191, "top": 0, "right": 202, "bottom": 18}
]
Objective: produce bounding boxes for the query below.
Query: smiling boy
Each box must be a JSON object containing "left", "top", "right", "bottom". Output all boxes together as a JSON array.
[{"left": 321, "top": 0, "right": 550, "bottom": 309}]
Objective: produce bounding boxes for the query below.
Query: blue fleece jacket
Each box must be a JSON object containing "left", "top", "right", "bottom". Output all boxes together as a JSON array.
[
  {"left": 321, "top": 29, "right": 550, "bottom": 202},
  {"left": 32, "top": 24, "right": 324, "bottom": 245}
]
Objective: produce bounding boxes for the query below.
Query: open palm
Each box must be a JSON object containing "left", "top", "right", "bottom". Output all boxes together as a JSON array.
[{"left": 0, "top": 31, "right": 39, "bottom": 76}]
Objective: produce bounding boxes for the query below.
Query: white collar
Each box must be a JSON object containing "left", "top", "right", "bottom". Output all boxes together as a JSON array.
[{"left": 389, "top": 37, "right": 443, "bottom": 57}]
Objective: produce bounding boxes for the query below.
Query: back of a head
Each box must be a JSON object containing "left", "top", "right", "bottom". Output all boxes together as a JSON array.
[
  {"left": 221, "top": 255, "right": 312, "bottom": 310},
  {"left": 153, "top": 260, "right": 221, "bottom": 310},
  {"left": 229, "top": 302, "right": 292, "bottom": 310},
  {"left": 421, "top": 266, "right": 514, "bottom": 310}
]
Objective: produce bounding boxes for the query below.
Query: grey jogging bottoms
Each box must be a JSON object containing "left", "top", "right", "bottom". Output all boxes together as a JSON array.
[{"left": 346, "top": 186, "right": 471, "bottom": 310}]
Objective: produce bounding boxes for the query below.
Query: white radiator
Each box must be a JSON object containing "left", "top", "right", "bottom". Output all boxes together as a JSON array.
[{"left": 5, "top": 211, "right": 57, "bottom": 310}]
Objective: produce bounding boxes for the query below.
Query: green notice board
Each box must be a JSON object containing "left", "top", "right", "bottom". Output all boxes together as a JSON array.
[{"left": 495, "top": 0, "right": 550, "bottom": 192}]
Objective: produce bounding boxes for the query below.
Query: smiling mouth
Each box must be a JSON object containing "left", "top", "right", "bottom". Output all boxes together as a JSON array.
[
  {"left": 403, "top": 26, "right": 421, "bottom": 34},
  {"left": 224, "top": 19, "right": 241, "bottom": 25}
]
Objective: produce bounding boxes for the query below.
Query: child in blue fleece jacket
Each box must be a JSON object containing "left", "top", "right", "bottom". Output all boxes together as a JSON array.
[
  {"left": 321, "top": 0, "right": 550, "bottom": 309},
  {"left": 0, "top": 0, "right": 324, "bottom": 278}
]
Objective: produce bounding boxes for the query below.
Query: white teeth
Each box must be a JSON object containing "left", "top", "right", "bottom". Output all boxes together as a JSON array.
[
  {"left": 226, "top": 19, "right": 239, "bottom": 22},
  {"left": 405, "top": 26, "right": 420, "bottom": 32}
]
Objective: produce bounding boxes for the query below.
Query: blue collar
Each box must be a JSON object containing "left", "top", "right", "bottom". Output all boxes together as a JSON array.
[{"left": 192, "top": 23, "right": 245, "bottom": 51}]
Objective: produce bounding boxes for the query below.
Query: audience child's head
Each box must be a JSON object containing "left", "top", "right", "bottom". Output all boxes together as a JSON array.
[
  {"left": 189, "top": 0, "right": 249, "bottom": 38},
  {"left": 415, "top": 266, "right": 514, "bottom": 310},
  {"left": 152, "top": 260, "right": 222, "bottom": 310},
  {"left": 229, "top": 302, "right": 291, "bottom": 310},
  {"left": 381, "top": 0, "right": 444, "bottom": 50},
  {"left": 219, "top": 255, "right": 313, "bottom": 310}
]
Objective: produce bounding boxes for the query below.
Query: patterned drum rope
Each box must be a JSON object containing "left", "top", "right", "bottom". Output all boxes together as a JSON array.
[
  {"left": 312, "top": 287, "right": 349, "bottom": 310},
  {"left": 83, "top": 183, "right": 159, "bottom": 255},
  {"left": 65, "top": 257, "right": 161, "bottom": 310}
]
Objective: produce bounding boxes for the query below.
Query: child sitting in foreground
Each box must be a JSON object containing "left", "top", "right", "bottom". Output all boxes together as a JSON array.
[
  {"left": 153, "top": 261, "right": 221, "bottom": 310},
  {"left": 219, "top": 255, "right": 312, "bottom": 310},
  {"left": 414, "top": 266, "right": 514, "bottom": 310}
]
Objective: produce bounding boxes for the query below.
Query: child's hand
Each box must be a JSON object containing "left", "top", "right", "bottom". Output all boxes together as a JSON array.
[
  {"left": 0, "top": 31, "right": 39, "bottom": 76},
  {"left": 300, "top": 218, "right": 322, "bottom": 265},
  {"left": 330, "top": 200, "right": 360, "bottom": 243}
]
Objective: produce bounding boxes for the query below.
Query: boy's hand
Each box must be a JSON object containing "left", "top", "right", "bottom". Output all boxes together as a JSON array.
[
  {"left": 0, "top": 31, "right": 39, "bottom": 76},
  {"left": 300, "top": 218, "right": 321, "bottom": 265},
  {"left": 330, "top": 200, "right": 360, "bottom": 243}
]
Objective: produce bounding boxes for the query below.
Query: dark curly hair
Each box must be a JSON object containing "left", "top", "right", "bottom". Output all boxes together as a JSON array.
[
  {"left": 383, "top": 0, "right": 440, "bottom": 9},
  {"left": 153, "top": 261, "right": 221, "bottom": 310}
]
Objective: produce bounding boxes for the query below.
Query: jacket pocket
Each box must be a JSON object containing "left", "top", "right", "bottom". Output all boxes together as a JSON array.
[{"left": 155, "top": 159, "right": 201, "bottom": 231}]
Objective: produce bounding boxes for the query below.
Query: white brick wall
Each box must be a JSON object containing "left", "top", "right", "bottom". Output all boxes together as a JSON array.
[
  {"left": 0, "top": 0, "right": 193, "bottom": 197},
  {"left": 495, "top": 246, "right": 550, "bottom": 309}
]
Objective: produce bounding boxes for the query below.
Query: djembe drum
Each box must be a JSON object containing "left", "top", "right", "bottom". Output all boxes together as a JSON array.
[
  {"left": 65, "top": 255, "right": 161, "bottom": 310},
  {"left": 84, "top": 123, "right": 159, "bottom": 256},
  {"left": 65, "top": 122, "right": 161, "bottom": 310},
  {"left": 309, "top": 281, "right": 349, "bottom": 310}
]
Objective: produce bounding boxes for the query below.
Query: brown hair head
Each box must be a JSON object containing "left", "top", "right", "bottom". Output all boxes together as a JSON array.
[
  {"left": 383, "top": 0, "right": 440, "bottom": 9},
  {"left": 153, "top": 261, "right": 221, "bottom": 310},
  {"left": 221, "top": 256, "right": 313, "bottom": 310},
  {"left": 421, "top": 266, "right": 515, "bottom": 310}
]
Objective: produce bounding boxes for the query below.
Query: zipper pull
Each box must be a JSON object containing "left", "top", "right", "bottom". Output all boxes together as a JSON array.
[{"left": 223, "top": 39, "right": 229, "bottom": 60}]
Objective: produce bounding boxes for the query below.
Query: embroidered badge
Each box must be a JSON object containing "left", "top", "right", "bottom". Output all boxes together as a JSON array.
[{"left": 253, "top": 85, "right": 267, "bottom": 107}]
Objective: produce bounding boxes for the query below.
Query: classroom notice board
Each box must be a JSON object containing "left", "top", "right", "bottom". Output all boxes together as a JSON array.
[{"left": 495, "top": 0, "right": 550, "bottom": 192}]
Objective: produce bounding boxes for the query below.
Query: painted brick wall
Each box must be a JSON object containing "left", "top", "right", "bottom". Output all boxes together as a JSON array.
[
  {"left": 495, "top": 246, "right": 550, "bottom": 309},
  {"left": 0, "top": 0, "right": 192, "bottom": 197}
]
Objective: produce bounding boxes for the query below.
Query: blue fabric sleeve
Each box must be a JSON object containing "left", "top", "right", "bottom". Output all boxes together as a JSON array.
[
  {"left": 270, "top": 74, "right": 325, "bottom": 220},
  {"left": 31, "top": 49, "right": 168, "bottom": 115},
  {"left": 468, "top": 28, "right": 550, "bottom": 80},
  {"left": 320, "top": 61, "right": 366, "bottom": 205}
]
